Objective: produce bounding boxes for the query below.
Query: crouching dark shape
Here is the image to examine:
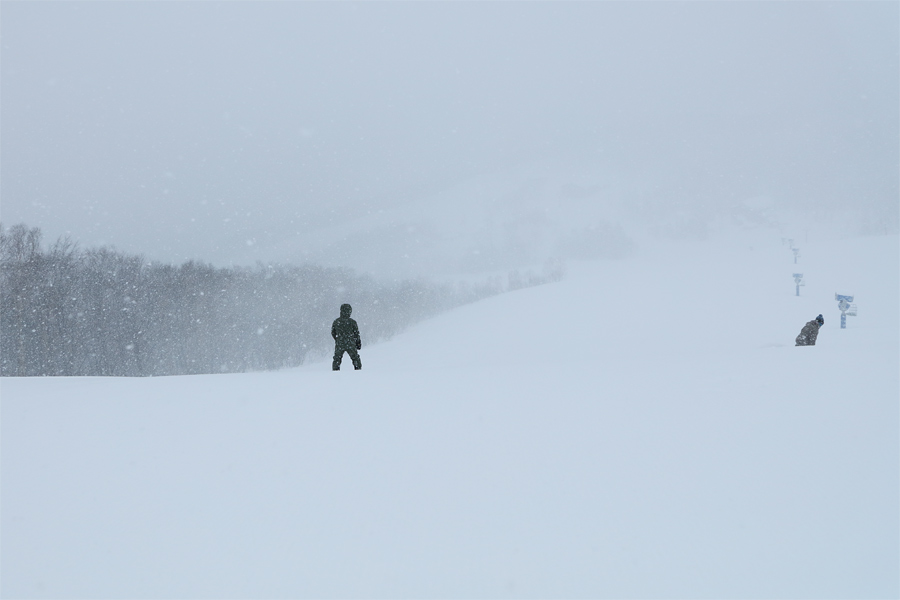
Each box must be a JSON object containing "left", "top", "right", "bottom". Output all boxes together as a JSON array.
[
  {"left": 795, "top": 314, "right": 824, "bottom": 346},
  {"left": 332, "top": 303, "right": 362, "bottom": 370}
]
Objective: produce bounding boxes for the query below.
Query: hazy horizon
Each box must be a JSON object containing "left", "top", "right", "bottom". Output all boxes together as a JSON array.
[{"left": 2, "top": 1, "right": 897, "bottom": 275}]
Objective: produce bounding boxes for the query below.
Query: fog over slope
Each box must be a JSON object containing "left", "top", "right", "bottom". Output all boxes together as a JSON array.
[{"left": 2, "top": 2, "right": 897, "bottom": 277}]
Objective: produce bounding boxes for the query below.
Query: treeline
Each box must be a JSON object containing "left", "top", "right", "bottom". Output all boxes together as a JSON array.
[{"left": 1, "top": 224, "right": 563, "bottom": 377}]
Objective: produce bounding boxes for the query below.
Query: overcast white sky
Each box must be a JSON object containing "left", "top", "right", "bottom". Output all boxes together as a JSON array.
[{"left": 2, "top": 1, "right": 897, "bottom": 272}]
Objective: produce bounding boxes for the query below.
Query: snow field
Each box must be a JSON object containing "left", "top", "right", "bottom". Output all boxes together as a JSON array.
[{"left": 2, "top": 229, "right": 897, "bottom": 598}]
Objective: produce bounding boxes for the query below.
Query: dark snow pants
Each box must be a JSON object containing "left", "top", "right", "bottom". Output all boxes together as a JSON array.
[{"left": 332, "top": 344, "right": 361, "bottom": 370}]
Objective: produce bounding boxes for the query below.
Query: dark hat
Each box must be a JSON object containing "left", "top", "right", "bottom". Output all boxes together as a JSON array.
[{"left": 816, "top": 314, "right": 824, "bottom": 325}]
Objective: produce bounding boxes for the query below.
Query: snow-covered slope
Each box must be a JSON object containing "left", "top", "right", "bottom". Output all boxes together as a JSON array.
[
  {"left": 2, "top": 229, "right": 897, "bottom": 599},
  {"left": 256, "top": 159, "right": 638, "bottom": 278}
]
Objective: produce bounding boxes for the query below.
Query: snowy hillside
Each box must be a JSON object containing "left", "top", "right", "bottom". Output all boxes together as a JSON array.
[
  {"left": 2, "top": 229, "right": 897, "bottom": 599},
  {"left": 254, "top": 160, "right": 640, "bottom": 278}
]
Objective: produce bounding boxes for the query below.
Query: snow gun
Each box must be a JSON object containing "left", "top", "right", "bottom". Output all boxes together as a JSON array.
[
  {"left": 835, "top": 294, "right": 857, "bottom": 329},
  {"left": 793, "top": 273, "right": 804, "bottom": 297}
]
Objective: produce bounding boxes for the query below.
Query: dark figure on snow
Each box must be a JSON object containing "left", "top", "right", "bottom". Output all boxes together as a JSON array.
[
  {"left": 795, "top": 314, "right": 824, "bottom": 346},
  {"left": 332, "top": 303, "right": 362, "bottom": 370}
]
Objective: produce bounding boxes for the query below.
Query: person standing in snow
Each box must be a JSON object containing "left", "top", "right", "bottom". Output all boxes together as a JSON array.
[
  {"left": 332, "top": 303, "right": 362, "bottom": 370},
  {"left": 795, "top": 314, "right": 824, "bottom": 346}
]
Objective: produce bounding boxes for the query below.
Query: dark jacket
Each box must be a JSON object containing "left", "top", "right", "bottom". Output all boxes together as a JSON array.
[
  {"left": 332, "top": 304, "right": 361, "bottom": 349},
  {"left": 795, "top": 320, "right": 820, "bottom": 346}
]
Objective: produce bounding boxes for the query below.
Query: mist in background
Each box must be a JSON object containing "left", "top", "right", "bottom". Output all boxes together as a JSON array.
[{"left": 2, "top": 1, "right": 897, "bottom": 277}]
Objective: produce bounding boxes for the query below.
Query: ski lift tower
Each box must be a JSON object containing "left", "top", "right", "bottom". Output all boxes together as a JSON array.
[
  {"left": 835, "top": 293, "right": 857, "bottom": 329},
  {"left": 793, "top": 273, "right": 804, "bottom": 296},
  {"left": 792, "top": 247, "right": 800, "bottom": 264}
]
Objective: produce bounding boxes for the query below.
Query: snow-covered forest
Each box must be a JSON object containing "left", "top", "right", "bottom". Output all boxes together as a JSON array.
[{"left": 1, "top": 223, "right": 563, "bottom": 377}]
